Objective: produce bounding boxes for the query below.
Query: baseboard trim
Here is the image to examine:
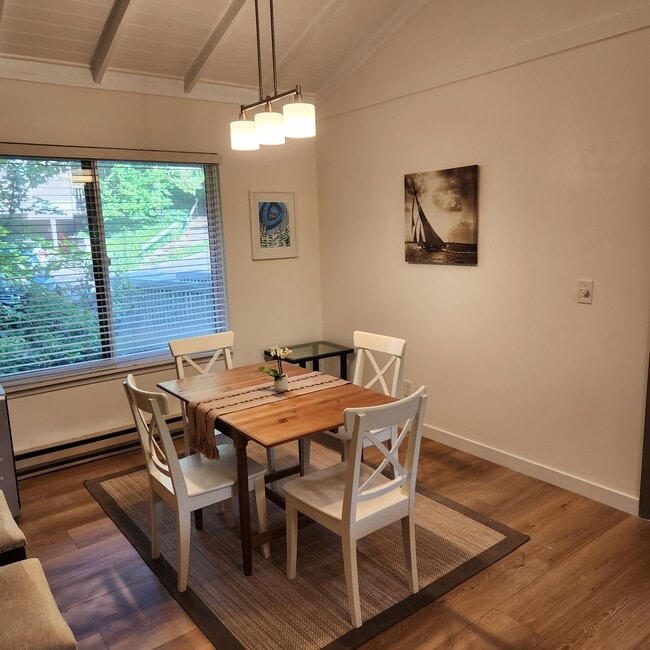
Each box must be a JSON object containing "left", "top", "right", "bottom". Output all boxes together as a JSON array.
[{"left": 424, "top": 425, "right": 639, "bottom": 516}]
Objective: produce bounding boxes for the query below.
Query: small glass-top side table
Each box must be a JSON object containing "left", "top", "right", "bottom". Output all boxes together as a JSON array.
[{"left": 263, "top": 341, "right": 354, "bottom": 380}]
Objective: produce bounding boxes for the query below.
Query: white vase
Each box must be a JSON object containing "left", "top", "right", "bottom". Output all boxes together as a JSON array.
[{"left": 274, "top": 375, "right": 288, "bottom": 393}]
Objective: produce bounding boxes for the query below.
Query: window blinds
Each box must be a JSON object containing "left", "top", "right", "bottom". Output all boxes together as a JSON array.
[{"left": 0, "top": 157, "right": 228, "bottom": 379}]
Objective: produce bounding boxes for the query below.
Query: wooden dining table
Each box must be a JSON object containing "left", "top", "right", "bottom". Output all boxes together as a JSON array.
[{"left": 157, "top": 361, "right": 395, "bottom": 575}]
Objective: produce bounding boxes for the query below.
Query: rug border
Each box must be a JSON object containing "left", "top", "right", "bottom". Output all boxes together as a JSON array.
[{"left": 85, "top": 466, "right": 529, "bottom": 650}]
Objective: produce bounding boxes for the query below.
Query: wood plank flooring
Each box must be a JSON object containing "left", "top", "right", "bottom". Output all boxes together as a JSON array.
[{"left": 15, "top": 438, "right": 650, "bottom": 649}]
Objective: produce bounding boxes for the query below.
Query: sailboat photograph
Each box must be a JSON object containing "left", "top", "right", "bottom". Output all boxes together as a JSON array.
[{"left": 404, "top": 165, "right": 478, "bottom": 265}]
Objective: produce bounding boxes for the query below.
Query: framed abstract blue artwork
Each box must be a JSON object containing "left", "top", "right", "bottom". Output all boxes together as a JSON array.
[{"left": 249, "top": 191, "right": 298, "bottom": 260}]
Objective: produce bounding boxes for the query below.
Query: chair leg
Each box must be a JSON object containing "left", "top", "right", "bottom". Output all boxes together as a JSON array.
[
  {"left": 342, "top": 533, "right": 362, "bottom": 628},
  {"left": 177, "top": 509, "right": 191, "bottom": 592},
  {"left": 214, "top": 434, "right": 230, "bottom": 516},
  {"left": 299, "top": 438, "right": 310, "bottom": 475},
  {"left": 182, "top": 418, "right": 190, "bottom": 457},
  {"left": 253, "top": 475, "right": 271, "bottom": 559},
  {"left": 214, "top": 434, "right": 231, "bottom": 518},
  {"left": 223, "top": 498, "right": 236, "bottom": 528},
  {"left": 341, "top": 440, "right": 350, "bottom": 462},
  {"left": 401, "top": 515, "right": 419, "bottom": 593},
  {"left": 286, "top": 500, "right": 298, "bottom": 580},
  {"left": 215, "top": 432, "right": 231, "bottom": 446},
  {"left": 266, "top": 446, "right": 276, "bottom": 471},
  {"left": 151, "top": 493, "right": 163, "bottom": 560}
]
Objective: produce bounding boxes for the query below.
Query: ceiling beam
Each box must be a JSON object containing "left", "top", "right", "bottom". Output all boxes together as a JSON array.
[
  {"left": 184, "top": 0, "right": 247, "bottom": 94},
  {"left": 91, "top": 0, "right": 134, "bottom": 84},
  {"left": 263, "top": 0, "right": 346, "bottom": 93}
]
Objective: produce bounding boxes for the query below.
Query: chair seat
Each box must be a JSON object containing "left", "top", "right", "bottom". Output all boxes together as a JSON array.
[
  {"left": 284, "top": 461, "right": 408, "bottom": 523},
  {"left": 151, "top": 444, "right": 267, "bottom": 498},
  {"left": 0, "top": 490, "right": 26, "bottom": 553},
  {"left": 0, "top": 558, "right": 77, "bottom": 649}
]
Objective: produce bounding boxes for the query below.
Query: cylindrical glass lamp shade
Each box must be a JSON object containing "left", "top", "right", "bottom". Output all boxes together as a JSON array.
[
  {"left": 230, "top": 119, "right": 259, "bottom": 150},
  {"left": 283, "top": 101, "right": 316, "bottom": 138},
  {"left": 255, "top": 110, "right": 285, "bottom": 145}
]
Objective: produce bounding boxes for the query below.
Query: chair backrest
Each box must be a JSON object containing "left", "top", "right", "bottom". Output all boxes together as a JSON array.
[
  {"left": 342, "top": 386, "right": 427, "bottom": 524},
  {"left": 123, "top": 374, "right": 188, "bottom": 501},
  {"left": 168, "top": 331, "right": 235, "bottom": 379},
  {"left": 351, "top": 330, "right": 406, "bottom": 398}
]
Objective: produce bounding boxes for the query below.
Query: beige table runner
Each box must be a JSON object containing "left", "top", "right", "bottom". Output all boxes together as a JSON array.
[{"left": 188, "top": 372, "right": 348, "bottom": 459}]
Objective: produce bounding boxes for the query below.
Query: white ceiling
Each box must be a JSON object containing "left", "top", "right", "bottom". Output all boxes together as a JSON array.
[{"left": 0, "top": 0, "right": 428, "bottom": 104}]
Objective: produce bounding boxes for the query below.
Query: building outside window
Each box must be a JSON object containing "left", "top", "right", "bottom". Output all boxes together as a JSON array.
[{"left": 0, "top": 157, "right": 228, "bottom": 380}]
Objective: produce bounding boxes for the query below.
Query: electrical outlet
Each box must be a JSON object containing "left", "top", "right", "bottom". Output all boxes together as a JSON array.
[{"left": 403, "top": 379, "right": 412, "bottom": 396}]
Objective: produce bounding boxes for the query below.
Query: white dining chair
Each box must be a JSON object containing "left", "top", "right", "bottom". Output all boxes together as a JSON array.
[
  {"left": 123, "top": 374, "right": 270, "bottom": 592},
  {"left": 285, "top": 386, "right": 427, "bottom": 628},
  {"left": 168, "top": 332, "right": 277, "bottom": 471},
  {"left": 302, "top": 331, "right": 406, "bottom": 470}
]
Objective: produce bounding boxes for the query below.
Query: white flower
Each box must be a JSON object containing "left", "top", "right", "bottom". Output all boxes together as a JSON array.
[
  {"left": 263, "top": 345, "right": 293, "bottom": 378},
  {"left": 270, "top": 346, "right": 292, "bottom": 359}
]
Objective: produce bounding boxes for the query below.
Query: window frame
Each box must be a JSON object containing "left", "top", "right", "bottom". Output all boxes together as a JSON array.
[{"left": 0, "top": 144, "right": 228, "bottom": 391}]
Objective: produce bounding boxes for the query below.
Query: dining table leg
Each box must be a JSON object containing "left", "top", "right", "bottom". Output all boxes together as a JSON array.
[{"left": 234, "top": 432, "right": 253, "bottom": 575}]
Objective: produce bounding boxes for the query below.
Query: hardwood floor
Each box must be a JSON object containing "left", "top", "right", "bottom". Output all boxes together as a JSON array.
[{"left": 16, "top": 438, "right": 650, "bottom": 649}]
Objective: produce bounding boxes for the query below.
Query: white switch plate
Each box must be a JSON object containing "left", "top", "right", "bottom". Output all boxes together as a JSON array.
[{"left": 577, "top": 279, "right": 594, "bottom": 304}]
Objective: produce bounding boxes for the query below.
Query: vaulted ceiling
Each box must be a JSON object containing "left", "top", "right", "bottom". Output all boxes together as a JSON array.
[{"left": 0, "top": 0, "right": 428, "bottom": 104}]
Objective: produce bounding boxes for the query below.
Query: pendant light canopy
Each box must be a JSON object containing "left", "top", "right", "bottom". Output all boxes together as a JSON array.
[{"left": 230, "top": 0, "right": 316, "bottom": 151}]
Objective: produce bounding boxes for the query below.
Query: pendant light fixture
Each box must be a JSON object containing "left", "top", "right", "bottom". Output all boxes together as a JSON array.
[
  {"left": 230, "top": 0, "right": 316, "bottom": 151},
  {"left": 255, "top": 102, "right": 285, "bottom": 145},
  {"left": 283, "top": 86, "right": 316, "bottom": 138},
  {"left": 230, "top": 109, "right": 259, "bottom": 150}
]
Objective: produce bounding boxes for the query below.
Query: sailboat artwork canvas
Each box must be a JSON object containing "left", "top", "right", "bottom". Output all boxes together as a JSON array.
[{"left": 405, "top": 165, "right": 478, "bottom": 265}]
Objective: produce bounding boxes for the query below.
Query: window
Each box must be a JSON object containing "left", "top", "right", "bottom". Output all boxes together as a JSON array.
[{"left": 0, "top": 157, "right": 228, "bottom": 379}]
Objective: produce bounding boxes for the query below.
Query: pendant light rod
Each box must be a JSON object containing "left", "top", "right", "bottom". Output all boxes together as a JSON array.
[
  {"left": 245, "top": 0, "right": 283, "bottom": 110},
  {"left": 254, "top": 0, "right": 263, "bottom": 101},
  {"left": 269, "top": 0, "right": 278, "bottom": 96}
]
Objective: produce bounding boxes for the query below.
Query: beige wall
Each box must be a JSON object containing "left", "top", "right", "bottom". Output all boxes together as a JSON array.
[
  {"left": 1, "top": 79, "right": 322, "bottom": 453},
  {"left": 316, "top": 0, "right": 650, "bottom": 512}
]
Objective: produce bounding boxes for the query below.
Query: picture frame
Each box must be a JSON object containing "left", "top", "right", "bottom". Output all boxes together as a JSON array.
[
  {"left": 249, "top": 191, "right": 298, "bottom": 260},
  {"left": 404, "top": 165, "right": 478, "bottom": 266}
]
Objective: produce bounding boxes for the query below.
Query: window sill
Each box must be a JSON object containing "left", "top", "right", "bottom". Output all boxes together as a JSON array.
[{"left": 1, "top": 354, "right": 176, "bottom": 397}]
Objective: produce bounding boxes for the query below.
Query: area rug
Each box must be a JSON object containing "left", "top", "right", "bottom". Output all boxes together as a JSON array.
[{"left": 85, "top": 444, "right": 528, "bottom": 649}]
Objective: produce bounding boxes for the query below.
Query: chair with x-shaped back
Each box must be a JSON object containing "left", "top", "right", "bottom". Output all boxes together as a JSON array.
[
  {"left": 285, "top": 386, "right": 427, "bottom": 627},
  {"left": 168, "top": 332, "right": 276, "bottom": 471},
  {"left": 123, "top": 374, "right": 270, "bottom": 592},
  {"left": 302, "top": 331, "right": 406, "bottom": 469}
]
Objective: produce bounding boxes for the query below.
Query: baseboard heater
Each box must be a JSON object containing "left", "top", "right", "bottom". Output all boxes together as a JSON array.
[{"left": 14, "top": 417, "right": 182, "bottom": 480}]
